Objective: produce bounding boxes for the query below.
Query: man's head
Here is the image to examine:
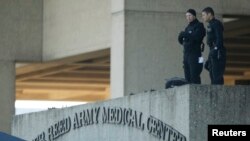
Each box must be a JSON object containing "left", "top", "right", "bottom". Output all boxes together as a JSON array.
[
  {"left": 186, "top": 9, "right": 196, "bottom": 23},
  {"left": 202, "top": 7, "right": 214, "bottom": 22}
]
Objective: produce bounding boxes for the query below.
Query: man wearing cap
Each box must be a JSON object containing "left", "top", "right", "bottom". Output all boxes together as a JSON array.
[
  {"left": 178, "top": 9, "right": 206, "bottom": 84},
  {"left": 202, "top": 7, "right": 226, "bottom": 84}
]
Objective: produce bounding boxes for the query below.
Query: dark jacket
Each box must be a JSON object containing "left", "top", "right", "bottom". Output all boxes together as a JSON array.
[
  {"left": 178, "top": 19, "right": 206, "bottom": 55},
  {"left": 206, "top": 18, "right": 224, "bottom": 50}
]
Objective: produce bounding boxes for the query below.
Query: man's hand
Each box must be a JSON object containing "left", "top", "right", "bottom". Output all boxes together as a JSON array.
[
  {"left": 210, "top": 48, "right": 221, "bottom": 60},
  {"left": 217, "top": 50, "right": 221, "bottom": 60},
  {"left": 204, "top": 60, "right": 210, "bottom": 71},
  {"left": 178, "top": 31, "right": 185, "bottom": 45},
  {"left": 180, "top": 31, "right": 189, "bottom": 38},
  {"left": 179, "top": 31, "right": 185, "bottom": 37}
]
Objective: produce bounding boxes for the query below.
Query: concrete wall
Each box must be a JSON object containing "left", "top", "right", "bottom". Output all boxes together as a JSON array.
[
  {"left": 124, "top": 11, "right": 188, "bottom": 94},
  {"left": 124, "top": 0, "right": 250, "bottom": 15},
  {"left": 189, "top": 85, "right": 250, "bottom": 140},
  {"left": 124, "top": 0, "right": 222, "bottom": 14},
  {"left": 12, "top": 85, "right": 190, "bottom": 141},
  {"left": 222, "top": 0, "right": 250, "bottom": 15},
  {"left": 11, "top": 85, "right": 250, "bottom": 141},
  {"left": 0, "top": 0, "right": 43, "bottom": 61},
  {"left": 43, "top": 0, "right": 111, "bottom": 61}
]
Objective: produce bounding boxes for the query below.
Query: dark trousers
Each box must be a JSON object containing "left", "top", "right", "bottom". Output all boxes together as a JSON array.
[
  {"left": 207, "top": 50, "right": 226, "bottom": 84},
  {"left": 183, "top": 54, "right": 203, "bottom": 84}
]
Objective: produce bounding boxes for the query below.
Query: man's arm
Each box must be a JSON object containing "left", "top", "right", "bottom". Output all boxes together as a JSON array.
[
  {"left": 189, "top": 23, "right": 206, "bottom": 42},
  {"left": 178, "top": 31, "right": 184, "bottom": 45},
  {"left": 213, "top": 21, "right": 224, "bottom": 49}
]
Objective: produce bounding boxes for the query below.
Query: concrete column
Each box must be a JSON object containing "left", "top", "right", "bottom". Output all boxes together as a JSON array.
[
  {"left": 0, "top": 61, "right": 15, "bottom": 133},
  {"left": 111, "top": 0, "right": 213, "bottom": 98},
  {"left": 0, "top": 0, "right": 42, "bottom": 133},
  {"left": 111, "top": 0, "right": 125, "bottom": 98}
]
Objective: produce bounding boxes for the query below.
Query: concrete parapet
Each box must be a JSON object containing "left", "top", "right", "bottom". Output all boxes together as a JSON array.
[{"left": 11, "top": 85, "right": 250, "bottom": 141}]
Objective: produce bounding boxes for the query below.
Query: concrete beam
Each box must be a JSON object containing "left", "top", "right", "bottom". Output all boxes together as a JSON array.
[
  {"left": 43, "top": 0, "right": 111, "bottom": 61},
  {"left": 0, "top": 0, "right": 42, "bottom": 61}
]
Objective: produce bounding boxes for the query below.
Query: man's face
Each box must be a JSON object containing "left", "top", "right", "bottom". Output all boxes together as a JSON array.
[
  {"left": 202, "top": 12, "right": 211, "bottom": 22},
  {"left": 186, "top": 13, "right": 195, "bottom": 23}
]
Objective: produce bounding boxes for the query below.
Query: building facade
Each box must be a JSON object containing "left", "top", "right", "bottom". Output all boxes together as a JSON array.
[{"left": 1, "top": 0, "right": 250, "bottom": 133}]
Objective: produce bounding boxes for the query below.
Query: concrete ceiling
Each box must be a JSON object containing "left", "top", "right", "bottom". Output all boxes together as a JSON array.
[
  {"left": 224, "top": 15, "right": 250, "bottom": 85},
  {"left": 16, "top": 49, "right": 110, "bottom": 101}
]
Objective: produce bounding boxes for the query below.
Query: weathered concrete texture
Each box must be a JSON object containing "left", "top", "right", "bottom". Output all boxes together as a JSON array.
[
  {"left": 12, "top": 85, "right": 250, "bottom": 141},
  {"left": 0, "top": 61, "right": 15, "bottom": 133},
  {"left": 0, "top": 0, "right": 43, "bottom": 61},
  {"left": 125, "top": 0, "right": 223, "bottom": 14},
  {"left": 12, "top": 85, "right": 190, "bottom": 141},
  {"left": 124, "top": 11, "right": 186, "bottom": 95},
  {"left": 43, "top": 0, "right": 111, "bottom": 61},
  {"left": 124, "top": 0, "right": 250, "bottom": 16},
  {"left": 189, "top": 85, "right": 250, "bottom": 141},
  {"left": 222, "top": 0, "right": 250, "bottom": 15}
]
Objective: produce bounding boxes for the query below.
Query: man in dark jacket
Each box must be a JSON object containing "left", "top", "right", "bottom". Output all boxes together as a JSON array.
[
  {"left": 178, "top": 9, "right": 206, "bottom": 84},
  {"left": 202, "top": 7, "right": 226, "bottom": 84}
]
